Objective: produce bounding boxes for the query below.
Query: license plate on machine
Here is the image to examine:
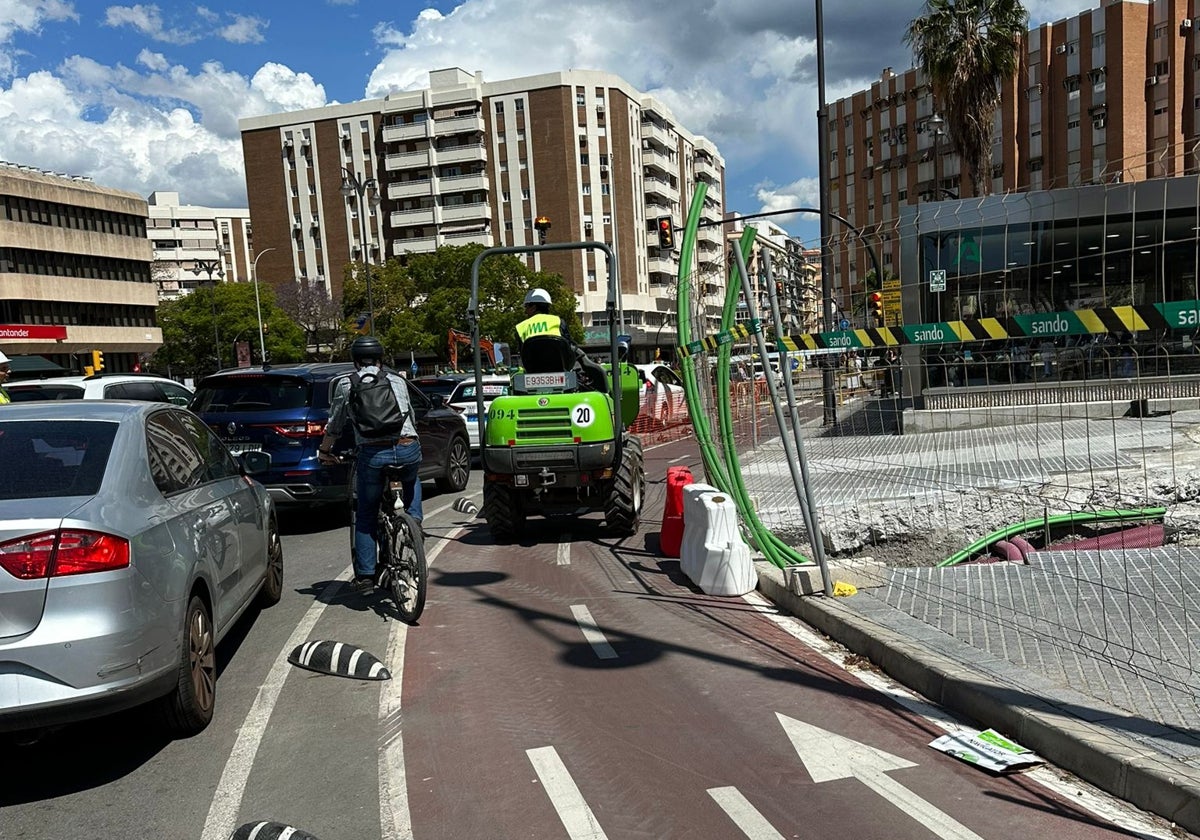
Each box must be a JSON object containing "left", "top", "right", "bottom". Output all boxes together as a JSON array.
[
  {"left": 524, "top": 372, "right": 566, "bottom": 388},
  {"left": 226, "top": 442, "right": 263, "bottom": 455}
]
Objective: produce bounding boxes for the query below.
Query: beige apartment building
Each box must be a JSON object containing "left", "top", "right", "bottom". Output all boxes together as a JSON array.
[
  {"left": 239, "top": 67, "right": 726, "bottom": 336},
  {"left": 0, "top": 162, "right": 159, "bottom": 373},
  {"left": 828, "top": 0, "right": 1198, "bottom": 315},
  {"left": 147, "top": 191, "right": 253, "bottom": 302}
]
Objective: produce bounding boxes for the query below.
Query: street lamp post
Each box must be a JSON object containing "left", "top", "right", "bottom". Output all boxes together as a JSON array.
[
  {"left": 250, "top": 247, "right": 276, "bottom": 365},
  {"left": 190, "top": 253, "right": 225, "bottom": 370},
  {"left": 341, "top": 168, "right": 381, "bottom": 333}
]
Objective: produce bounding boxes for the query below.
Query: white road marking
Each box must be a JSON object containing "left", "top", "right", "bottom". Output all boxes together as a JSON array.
[
  {"left": 527, "top": 746, "right": 610, "bottom": 840},
  {"left": 668, "top": 454, "right": 691, "bottom": 464},
  {"left": 379, "top": 525, "right": 457, "bottom": 840},
  {"left": 707, "top": 787, "right": 786, "bottom": 839},
  {"left": 741, "top": 591, "right": 1175, "bottom": 840},
  {"left": 200, "top": 582, "right": 341, "bottom": 840},
  {"left": 557, "top": 534, "right": 571, "bottom": 565},
  {"left": 570, "top": 604, "right": 617, "bottom": 659}
]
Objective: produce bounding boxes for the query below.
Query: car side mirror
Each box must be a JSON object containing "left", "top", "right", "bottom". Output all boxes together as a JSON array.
[
  {"left": 430, "top": 394, "right": 446, "bottom": 408},
  {"left": 238, "top": 450, "right": 272, "bottom": 475}
]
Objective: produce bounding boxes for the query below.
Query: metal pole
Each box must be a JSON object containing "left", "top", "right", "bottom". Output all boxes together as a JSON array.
[
  {"left": 361, "top": 192, "right": 374, "bottom": 333},
  {"left": 815, "top": 0, "right": 837, "bottom": 426},
  {"left": 251, "top": 247, "right": 275, "bottom": 365}
]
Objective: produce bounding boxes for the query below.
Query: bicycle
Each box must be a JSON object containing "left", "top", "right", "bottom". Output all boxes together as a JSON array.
[{"left": 342, "top": 455, "right": 428, "bottom": 623}]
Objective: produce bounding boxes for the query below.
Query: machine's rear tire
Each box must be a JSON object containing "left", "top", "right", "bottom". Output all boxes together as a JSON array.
[
  {"left": 483, "top": 482, "right": 524, "bottom": 541},
  {"left": 605, "top": 435, "right": 644, "bottom": 535}
]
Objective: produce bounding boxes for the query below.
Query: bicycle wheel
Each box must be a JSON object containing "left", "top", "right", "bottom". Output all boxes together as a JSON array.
[{"left": 384, "top": 509, "right": 427, "bottom": 623}]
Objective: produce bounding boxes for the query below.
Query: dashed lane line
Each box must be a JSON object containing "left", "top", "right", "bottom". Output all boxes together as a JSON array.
[
  {"left": 707, "top": 787, "right": 786, "bottom": 840},
  {"left": 570, "top": 604, "right": 617, "bottom": 659},
  {"left": 527, "top": 746, "right": 610, "bottom": 840}
]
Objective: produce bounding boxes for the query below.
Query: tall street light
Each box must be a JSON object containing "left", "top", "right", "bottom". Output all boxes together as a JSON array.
[
  {"left": 251, "top": 247, "right": 276, "bottom": 365},
  {"left": 191, "top": 253, "right": 225, "bottom": 370},
  {"left": 341, "top": 167, "right": 381, "bottom": 333}
]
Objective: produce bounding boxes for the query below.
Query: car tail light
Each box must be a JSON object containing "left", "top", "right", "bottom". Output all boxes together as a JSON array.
[
  {"left": 270, "top": 421, "right": 326, "bottom": 438},
  {"left": 0, "top": 530, "right": 130, "bottom": 579}
]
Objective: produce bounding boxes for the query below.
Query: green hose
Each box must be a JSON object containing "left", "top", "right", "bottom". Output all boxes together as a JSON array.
[{"left": 937, "top": 507, "right": 1167, "bottom": 567}]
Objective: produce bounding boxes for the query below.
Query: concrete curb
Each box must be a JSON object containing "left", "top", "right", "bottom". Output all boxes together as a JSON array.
[{"left": 755, "top": 561, "right": 1200, "bottom": 835}]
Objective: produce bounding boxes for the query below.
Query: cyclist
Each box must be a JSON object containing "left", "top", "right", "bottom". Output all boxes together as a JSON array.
[{"left": 318, "top": 336, "right": 422, "bottom": 593}]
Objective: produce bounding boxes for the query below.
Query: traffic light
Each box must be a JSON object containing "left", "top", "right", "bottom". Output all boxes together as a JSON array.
[
  {"left": 534, "top": 215, "right": 551, "bottom": 244},
  {"left": 656, "top": 216, "right": 675, "bottom": 250},
  {"left": 91, "top": 349, "right": 105, "bottom": 372},
  {"left": 868, "top": 292, "right": 884, "bottom": 326}
]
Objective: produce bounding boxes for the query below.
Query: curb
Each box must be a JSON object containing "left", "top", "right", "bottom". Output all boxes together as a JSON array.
[{"left": 754, "top": 561, "right": 1200, "bottom": 836}]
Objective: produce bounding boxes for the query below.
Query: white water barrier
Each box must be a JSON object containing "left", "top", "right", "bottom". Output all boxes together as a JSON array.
[{"left": 680, "top": 483, "right": 756, "bottom": 596}]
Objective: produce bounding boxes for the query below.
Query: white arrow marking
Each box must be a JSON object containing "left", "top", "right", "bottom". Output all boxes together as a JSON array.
[
  {"left": 570, "top": 604, "right": 616, "bottom": 659},
  {"left": 557, "top": 534, "right": 572, "bottom": 565},
  {"left": 707, "top": 787, "right": 786, "bottom": 839},
  {"left": 527, "top": 746, "right": 609, "bottom": 839},
  {"left": 778, "top": 713, "right": 985, "bottom": 840}
]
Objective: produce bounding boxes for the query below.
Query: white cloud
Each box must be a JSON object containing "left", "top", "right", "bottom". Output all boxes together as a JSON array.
[
  {"left": 136, "top": 49, "right": 168, "bottom": 72},
  {"left": 103, "top": 4, "right": 197, "bottom": 46},
  {"left": 218, "top": 14, "right": 266, "bottom": 45},
  {"left": 0, "top": 0, "right": 78, "bottom": 79}
]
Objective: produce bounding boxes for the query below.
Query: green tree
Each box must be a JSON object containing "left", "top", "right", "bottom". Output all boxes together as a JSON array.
[
  {"left": 341, "top": 245, "right": 578, "bottom": 367},
  {"left": 151, "top": 282, "right": 306, "bottom": 378},
  {"left": 905, "top": 0, "right": 1028, "bottom": 196}
]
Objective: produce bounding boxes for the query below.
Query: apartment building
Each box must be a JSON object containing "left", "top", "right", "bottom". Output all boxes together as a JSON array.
[
  {"left": 147, "top": 191, "right": 253, "bottom": 301},
  {"left": 828, "top": 0, "right": 1197, "bottom": 312},
  {"left": 724, "top": 218, "right": 822, "bottom": 337},
  {"left": 0, "top": 162, "right": 159, "bottom": 373},
  {"left": 239, "top": 67, "right": 726, "bottom": 335}
]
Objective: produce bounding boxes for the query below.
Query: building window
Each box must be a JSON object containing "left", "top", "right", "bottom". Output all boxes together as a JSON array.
[
  {"left": 495, "top": 101, "right": 504, "bottom": 114},
  {"left": 601, "top": 184, "right": 610, "bottom": 195},
  {"left": 1154, "top": 23, "right": 1168, "bottom": 39},
  {"left": 602, "top": 214, "right": 611, "bottom": 225},
  {"left": 517, "top": 129, "right": 525, "bottom": 140},
  {"left": 502, "top": 191, "right": 510, "bottom": 203},
  {"left": 521, "top": 189, "right": 530, "bottom": 200},
  {"left": 1092, "top": 31, "right": 1105, "bottom": 48},
  {"left": 515, "top": 98, "right": 524, "bottom": 111},
  {"left": 576, "top": 92, "right": 586, "bottom": 106},
  {"left": 581, "top": 154, "right": 590, "bottom": 165},
  {"left": 1154, "top": 60, "right": 1169, "bottom": 77},
  {"left": 504, "top": 221, "right": 513, "bottom": 231},
  {"left": 898, "top": 188, "right": 907, "bottom": 200},
  {"left": 497, "top": 132, "right": 505, "bottom": 144},
  {"left": 582, "top": 184, "right": 591, "bottom": 195}
]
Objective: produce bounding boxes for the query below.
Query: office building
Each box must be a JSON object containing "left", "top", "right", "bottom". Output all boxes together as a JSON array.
[
  {"left": 828, "top": 0, "right": 1197, "bottom": 318},
  {"left": 147, "top": 191, "right": 253, "bottom": 301},
  {"left": 0, "top": 162, "right": 159, "bottom": 373},
  {"left": 239, "top": 67, "right": 726, "bottom": 336}
]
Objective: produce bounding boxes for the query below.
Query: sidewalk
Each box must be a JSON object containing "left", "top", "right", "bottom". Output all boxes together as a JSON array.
[{"left": 755, "top": 555, "right": 1200, "bottom": 836}]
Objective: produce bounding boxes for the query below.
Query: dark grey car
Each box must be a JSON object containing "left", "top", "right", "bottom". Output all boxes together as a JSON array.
[{"left": 0, "top": 401, "right": 283, "bottom": 737}]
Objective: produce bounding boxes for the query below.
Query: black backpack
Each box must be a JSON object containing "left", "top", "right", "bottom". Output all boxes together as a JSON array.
[{"left": 349, "top": 371, "right": 410, "bottom": 438}]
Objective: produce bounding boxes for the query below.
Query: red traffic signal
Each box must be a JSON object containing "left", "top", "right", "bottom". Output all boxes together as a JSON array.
[
  {"left": 868, "top": 292, "right": 885, "bottom": 325},
  {"left": 656, "top": 216, "right": 675, "bottom": 250}
]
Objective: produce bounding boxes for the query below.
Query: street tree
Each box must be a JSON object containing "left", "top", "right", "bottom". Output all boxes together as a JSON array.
[
  {"left": 905, "top": 0, "right": 1028, "bottom": 196},
  {"left": 152, "top": 282, "right": 306, "bottom": 378},
  {"left": 275, "top": 278, "right": 343, "bottom": 360}
]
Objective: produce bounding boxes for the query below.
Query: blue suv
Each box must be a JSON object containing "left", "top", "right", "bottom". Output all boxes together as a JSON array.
[{"left": 189, "top": 363, "right": 470, "bottom": 509}]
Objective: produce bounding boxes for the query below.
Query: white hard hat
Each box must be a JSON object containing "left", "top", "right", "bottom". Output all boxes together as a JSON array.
[
  {"left": 524, "top": 288, "right": 551, "bottom": 306},
  {"left": 0, "top": 351, "right": 9, "bottom": 365}
]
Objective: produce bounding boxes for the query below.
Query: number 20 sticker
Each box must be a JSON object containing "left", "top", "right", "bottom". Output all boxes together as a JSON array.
[{"left": 573, "top": 405, "right": 594, "bottom": 428}]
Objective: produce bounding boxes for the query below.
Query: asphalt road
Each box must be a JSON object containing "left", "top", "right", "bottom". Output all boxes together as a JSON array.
[{"left": 0, "top": 435, "right": 1180, "bottom": 839}]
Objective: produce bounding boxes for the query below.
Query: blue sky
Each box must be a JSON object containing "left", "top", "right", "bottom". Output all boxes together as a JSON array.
[{"left": 0, "top": 0, "right": 1086, "bottom": 248}]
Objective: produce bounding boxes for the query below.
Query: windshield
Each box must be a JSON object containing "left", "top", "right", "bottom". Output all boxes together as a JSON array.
[
  {"left": 0, "top": 420, "right": 117, "bottom": 500},
  {"left": 190, "top": 375, "right": 311, "bottom": 413}
]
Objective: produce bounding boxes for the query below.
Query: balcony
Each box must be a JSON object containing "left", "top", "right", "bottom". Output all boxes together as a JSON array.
[
  {"left": 435, "top": 143, "right": 487, "bottom": 165},
  {"left": 640, "top": 121, "right": 672, "bottom": 150},
  {"left": 643, "top": 147, "right": 674, "bottom": 174},
  {"left": 441, "top": 229, "right": 493, "bottom": 247},
  {"left": 391, "top": 207, "right": 436, "bottom": 227},
  {"left": 389, "top": 178, "right": 433, "bottom": 200},
  {"left": 648, "top": 254, "right": 675, "bottom": 274},
  {"left": 438, "top": 172, "right": 489, "bottom": 193},
  {"left": 694, "top": 155, "right": 720, "bottom": 180},
  {"left": 385, "top": 149, "right": 432, "bottom": 171},
  {"left": 433, "top": 113, "right": 485, "bottom": 136},
  {"left": 394, "top": 236, "right": 437, "bottom": 255},
  {"left": 644, "top": 175, "right": 677, "bottom": 201},
  {"left": 440, "top": 201, "right": 492, "bottom": 224},
  {"left": 382, "top": 121, "right": 430, "bottom": 143}
]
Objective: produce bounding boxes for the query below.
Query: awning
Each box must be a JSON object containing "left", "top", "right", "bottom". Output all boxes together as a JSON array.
[{"left": 6, "top": 354, "right": 72, "bottom": 380}]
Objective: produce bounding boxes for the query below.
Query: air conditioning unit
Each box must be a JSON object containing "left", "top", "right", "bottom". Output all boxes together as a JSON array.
[
  {"left": 1147, "top": 75, "right": 1159, "bottom": 86},
  {"left": 584, "top": 221, "right": 594, "bottom": 231},
  {"left": 1182, "top": 18, "right": 1193, "bottom": 33},
  {"left": 1054, "top": 44, "right": 1067, "bottom": 54},
  {"left": 599, "top": 164, "right": 609, "bottom": 173},
  {"left": 292, "top": 221, "right": 301, "bottom": 231},
  {"left": 283, "top": 138, "right": 293, "bottom": 148},
  {"left": 341, "top": 130, "right": 351, "bottom": 141},
  {"left": 596, "top": 103, "right": 605, "bottom": 112}
]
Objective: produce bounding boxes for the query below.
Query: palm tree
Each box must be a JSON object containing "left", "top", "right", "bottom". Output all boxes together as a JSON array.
[{"left": 905, "top": 0, "right": 1028, "bottom": 196}]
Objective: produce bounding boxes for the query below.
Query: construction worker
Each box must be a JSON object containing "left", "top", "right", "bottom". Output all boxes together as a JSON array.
[{"left": 515, "top": 288, "right": 564, "bottom": 347}]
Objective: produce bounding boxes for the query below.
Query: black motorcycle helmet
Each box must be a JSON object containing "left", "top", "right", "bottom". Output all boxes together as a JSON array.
[{"left": 350, "top": 335, "right": 384, "bottom": 366}]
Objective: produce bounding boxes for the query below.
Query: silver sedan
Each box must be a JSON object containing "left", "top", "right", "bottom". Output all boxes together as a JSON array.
[{"left": 0, "top": 401, "right": 283, "bottom": 737}]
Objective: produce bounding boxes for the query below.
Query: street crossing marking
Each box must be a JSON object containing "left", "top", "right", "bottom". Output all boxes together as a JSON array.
[
  {"left": 557, "top": 534, "right": 572, "bottom": 565},
  {"left": 707, "top": 787, "right": 786, "bottom": 839},
  {"left": 527, "top": 746, "right": 610, "bottom": 840},
  {"left": 570, "top": 604, "right": 616, "bottom": 659}
]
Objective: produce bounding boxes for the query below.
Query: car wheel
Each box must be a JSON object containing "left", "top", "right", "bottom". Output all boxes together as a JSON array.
[
  {"left": 436, "top": 435, "right": 470, "bottom": 493},
  {"left": 258, "top": 515, "right": 284, "bottom": 608},
  {"left": 160, "top": 594, "right": 216, "bottom": 736}
]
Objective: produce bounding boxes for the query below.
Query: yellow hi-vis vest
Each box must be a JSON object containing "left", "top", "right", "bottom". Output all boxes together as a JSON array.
[{"left": 516, "top": 313, "right": 564, "bottom": 343}]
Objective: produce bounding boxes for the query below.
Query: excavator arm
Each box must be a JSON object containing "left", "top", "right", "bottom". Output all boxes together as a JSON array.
[{"left": 449, "top": 328, "right": 495, "bottom": 371}]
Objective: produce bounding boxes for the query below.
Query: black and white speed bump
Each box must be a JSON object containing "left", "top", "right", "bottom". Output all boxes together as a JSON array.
[
  {"left": 287, "top": 640, "right": 391, "bottom": 680},
  {"left": 453, "top": 496, "right": 479, "bottom": 516},
  {"left": 229, "top": 821, "right": 321, "bottom": 839}
]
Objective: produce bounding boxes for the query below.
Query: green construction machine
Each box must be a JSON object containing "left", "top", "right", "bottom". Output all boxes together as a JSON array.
[{"left": 467, "top": 241, "right": 645, "bottom": 540}]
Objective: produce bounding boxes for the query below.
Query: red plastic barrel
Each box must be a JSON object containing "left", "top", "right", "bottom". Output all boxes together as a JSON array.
[{"left": 660, "top": 465, "right": 693, "bottom": 557}]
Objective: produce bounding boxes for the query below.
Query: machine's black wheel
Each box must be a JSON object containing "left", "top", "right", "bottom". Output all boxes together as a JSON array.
[
  {"left": 483, "top": 482, "right": 525, "bottom": 541},
  {"left": 605, "top": 435, "right": 644, "bottom": 535}
]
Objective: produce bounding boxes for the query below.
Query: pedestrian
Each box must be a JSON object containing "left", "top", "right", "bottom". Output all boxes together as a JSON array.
[
  {"left": 318, "top": 336, "right": 422, "bottom": 593},
  {"left": 0, "top": 351, "right": 10, "bottom": 404}
]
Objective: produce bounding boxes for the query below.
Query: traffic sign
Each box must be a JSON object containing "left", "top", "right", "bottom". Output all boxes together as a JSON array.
[
  {"left": 929, "top": 269, "right": 947, "bottom": 292},
  {"left": 839, "top": 318, "right": 851, "bottom": 330}
]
